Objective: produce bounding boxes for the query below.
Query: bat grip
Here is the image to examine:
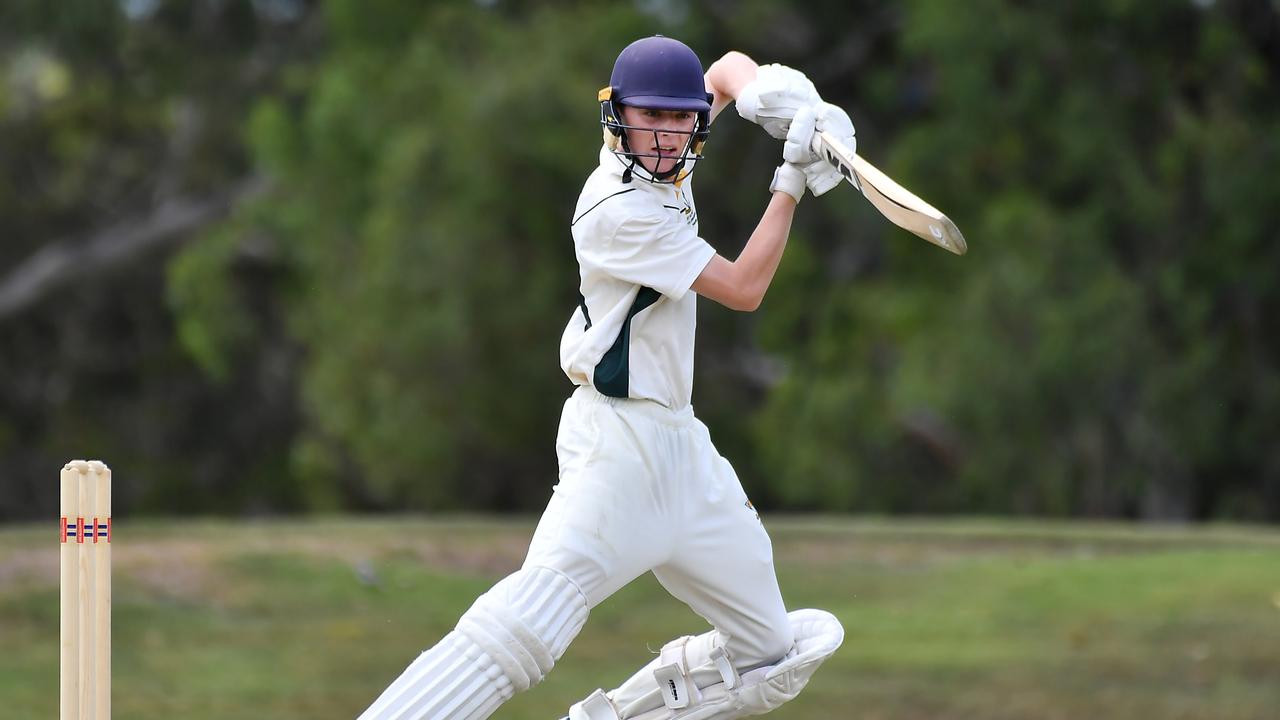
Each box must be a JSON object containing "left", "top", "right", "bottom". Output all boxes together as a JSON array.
[{"left": 811, "top": 131, "right": 826, "bottom": 158}]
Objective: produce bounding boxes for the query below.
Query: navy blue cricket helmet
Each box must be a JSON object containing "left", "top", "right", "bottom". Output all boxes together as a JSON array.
[
  {"left": 599, "top": 36, "right": 714, "bottom": 182},
  {"left": 610, "top": 35, "right": 711, "bottom": 112}
]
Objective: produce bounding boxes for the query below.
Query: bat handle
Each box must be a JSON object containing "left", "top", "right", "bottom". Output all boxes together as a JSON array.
[{"left": 811, "top": 131, "right": 826, "bottom": 159}]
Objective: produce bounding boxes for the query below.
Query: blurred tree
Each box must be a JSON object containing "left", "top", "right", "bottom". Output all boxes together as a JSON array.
[
  {"left": 2, "top": 0, "right": 1276, "bottom": 521},
  {"left": 181, "top": 1, "right": 686, "bottom": 510},
  {"left": 753, "top": 0, "right": 1280, "bottom": 520},
  {"left": 0, "top": 0, "right": 317, "bottom": 518}
]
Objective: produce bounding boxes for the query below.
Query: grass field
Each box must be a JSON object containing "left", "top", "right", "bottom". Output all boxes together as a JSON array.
[{"left": 2, "top": 516, "right": 1278, "bottom": 719}]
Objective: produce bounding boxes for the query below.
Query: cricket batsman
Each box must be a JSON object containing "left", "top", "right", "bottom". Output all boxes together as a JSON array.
[{"left": 358, "top": 35, "right": 855, "bottom": 720}]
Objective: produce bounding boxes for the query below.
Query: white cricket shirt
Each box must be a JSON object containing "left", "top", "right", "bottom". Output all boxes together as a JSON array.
[{"left": 559, "top": 146, "right": 717, "bottom": 409}]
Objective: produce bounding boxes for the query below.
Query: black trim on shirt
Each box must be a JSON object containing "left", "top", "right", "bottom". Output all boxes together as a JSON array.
[
  {"left": 571, "top": 188, "right": 637, "bottom": 227},
  {"left": 578, "top": 291, "right": 592, "bottom": 330},
  {"left": 593, "top": 286, "right": 661, "bottom": 398}
]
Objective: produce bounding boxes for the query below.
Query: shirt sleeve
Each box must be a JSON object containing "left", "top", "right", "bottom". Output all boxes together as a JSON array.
[{"left": 581, "top": 210, "right": 717, "bottom": 301}]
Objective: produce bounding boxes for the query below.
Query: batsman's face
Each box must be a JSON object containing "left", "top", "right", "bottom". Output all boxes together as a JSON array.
[{"left": 621, "top": 106, "right": 698, "bottom": 176}]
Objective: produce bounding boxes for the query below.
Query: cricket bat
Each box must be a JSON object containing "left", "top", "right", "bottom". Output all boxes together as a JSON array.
[{"left": 813, "top": 131, "right": 967, "bottom": 256}]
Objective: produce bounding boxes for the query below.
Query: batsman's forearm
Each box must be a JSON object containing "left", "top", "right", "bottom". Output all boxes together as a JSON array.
[
  {"left": 734, "top": 192, "right": 796, "bottom": 310},
  {"left": 690, "top": 192, "right": 795, "bottom": 312}
]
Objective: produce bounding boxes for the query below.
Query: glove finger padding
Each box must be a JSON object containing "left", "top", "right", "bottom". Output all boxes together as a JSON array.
[
  {"left": 815, "top": 101, "right": 856, "bottom": 155},
  {"left": 736, "top": 64, "right": 820, "bottom": 140},
  {"left": 782, "top": 105, "right": 818, "bottom": 165},
  {"left": 800, "top": 161, "right": 844, "bottom": 197},
  {"left": 800, "top": 101, "right": 857, "bottom": 197}
]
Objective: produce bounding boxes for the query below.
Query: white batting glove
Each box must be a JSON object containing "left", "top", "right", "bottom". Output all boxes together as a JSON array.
[
  {"left": 782, "top": 105, "right": 819, "bottom": 164},
  {"left": 770, "top": 162, "right": 807, "bottom": 204},
  {"left": 736, "top": 64, "right": 821, "bottom": 140},
  {"left": 782, "top": 102, "right": 857, "bottom": 197},
  {"left": 805, "top": 102, "right": 856, "bottom": 196}
]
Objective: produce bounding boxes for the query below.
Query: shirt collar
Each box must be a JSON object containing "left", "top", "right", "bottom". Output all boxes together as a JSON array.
[{"left": 599, "top": 144, "right": 628, "bottom": 178}]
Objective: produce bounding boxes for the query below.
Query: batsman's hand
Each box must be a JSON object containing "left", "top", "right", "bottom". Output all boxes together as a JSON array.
[
  {"left": 736, "top": 64, "right": 821, "bottom": 140},
  {"left": 782, "top": 102, "right": 857, "bottom": 197},
  {"left": 769, "top": 162, "right": 807, "bottom": 204}
]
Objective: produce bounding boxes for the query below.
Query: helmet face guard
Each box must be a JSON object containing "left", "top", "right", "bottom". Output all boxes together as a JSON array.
[
  {"left": 600, "top": 90, "right": 710, "bottom": 183},
  {"left": 599, "top": 36, "right": 713, "bottom": 184}
]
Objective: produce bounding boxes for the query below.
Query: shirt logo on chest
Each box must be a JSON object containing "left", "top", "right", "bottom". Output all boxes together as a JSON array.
[{"left": 665, "top": 187, "right": 698, "bottom": 228}]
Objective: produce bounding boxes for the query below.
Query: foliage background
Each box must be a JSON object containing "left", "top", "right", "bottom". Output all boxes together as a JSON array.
[{"left": 2, "top": 0, "right": 1278, "bottom": 522}]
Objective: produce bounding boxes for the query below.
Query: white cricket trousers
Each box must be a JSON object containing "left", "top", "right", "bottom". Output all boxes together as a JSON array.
[
  {"left": 357, "top": 386, "right": 793, "bottom": 720},
  {"left": 530, "top": 386, "right": 793, "bottom": 666}
]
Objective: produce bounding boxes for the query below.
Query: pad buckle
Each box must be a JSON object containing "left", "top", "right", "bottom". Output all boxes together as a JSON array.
[
  {"left": 569, "top": 688, "right": 620, "bottom": 720},
  {"left": 653, "top": 663, "right": 690, "bottom": 709},
  {"left": 710, "top": 646, "right": 740, "bottom": 690}
]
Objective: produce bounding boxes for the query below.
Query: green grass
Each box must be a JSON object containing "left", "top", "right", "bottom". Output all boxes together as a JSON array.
[{"left": 2, "top": 517, "right": 1278, "bottom": 719}]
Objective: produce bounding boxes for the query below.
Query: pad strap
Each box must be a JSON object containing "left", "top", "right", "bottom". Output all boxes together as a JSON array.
[
  {"left": 569, "top": 689, "right": 621, "bottom": 720},
  {"left": 654, "top": 636, "right": 701, "bottom": 710},
  {"left": 709, "top": 647, "right": 739, "bottom": 690}
]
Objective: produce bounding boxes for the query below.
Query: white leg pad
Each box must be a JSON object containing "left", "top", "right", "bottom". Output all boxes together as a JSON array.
[
  {"left": 457, "top": 566, "right": 589, "bottom": 692},
  {"left": 359, "top": 566, "right": 588, "bottom": 720},
  {"left": 357, "top": 630, "right": 508, "bottom": 720},
  {"left": 731, "top": 609, "right": 843, "bottom": 714},
  {"left": 572, "top": 609, "right": 843, "bottom": 720}
]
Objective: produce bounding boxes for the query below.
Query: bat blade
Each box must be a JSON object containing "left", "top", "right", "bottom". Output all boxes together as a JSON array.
[{"left": 814, "top": 131, "right": 967, "bottom": 256}]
